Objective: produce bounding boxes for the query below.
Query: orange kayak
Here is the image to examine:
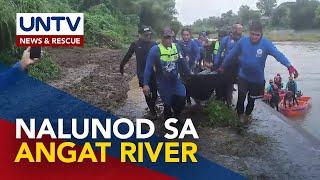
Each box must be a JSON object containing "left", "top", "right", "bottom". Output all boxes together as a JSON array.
[{"left": 279, "top": 96, "right": 311, "bottom": 117}]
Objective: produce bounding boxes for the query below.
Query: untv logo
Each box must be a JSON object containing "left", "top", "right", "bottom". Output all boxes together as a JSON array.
[{"left": 16, "top": 13, "right": 84, "bottom": 47}]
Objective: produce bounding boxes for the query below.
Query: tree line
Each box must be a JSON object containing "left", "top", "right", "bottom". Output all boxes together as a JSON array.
[{"left": 191, "top": 0, "right": 320, "bottom": 33}]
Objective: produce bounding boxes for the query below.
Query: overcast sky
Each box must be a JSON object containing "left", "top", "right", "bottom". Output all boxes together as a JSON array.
[{"left": 176, "top": 0, "right": 295, "bottom": 25}]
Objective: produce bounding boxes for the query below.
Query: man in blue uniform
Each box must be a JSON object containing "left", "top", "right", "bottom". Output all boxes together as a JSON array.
[
  {"left": 1, "top": 47, "right": 38, "bottom": 91},
  {"left": 214, "top": 24, "right": 243, "bottom": 67},
  {"left": 195, "top": 32, "right": 207, "bottom": 61},
  {"left": 212, "top": 30, "right": 228, "bottom": 63},
  {"left": 143, "top": 27, "right": 190, "bottom": 119},
  {"left": 177, "top": 27, "right": 200, "bottom": 72},
  {"left": 214, "top": 24, "right": 243, "bottom": 106},
  {"left": 177, "top": 27, "right": 201, "bottom": 105},
  {"left": 120, "top": 25, "right": 158, "bottom": 117},
  {"left": 220, "top": 20, "right": 299, "bottom": 122}
]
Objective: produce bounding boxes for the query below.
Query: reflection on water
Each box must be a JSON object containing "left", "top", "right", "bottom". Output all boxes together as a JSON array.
[{"left": 265, "top": 41, "right": 320, "bottom": 139}]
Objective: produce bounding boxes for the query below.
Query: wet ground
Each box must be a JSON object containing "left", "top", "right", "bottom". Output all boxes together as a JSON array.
[
  {"left": 48, "top": 47, "right": 136, "bottom": 111},
  {"left": 115, "top": 77, "right": 148, "bottom": 119},
  {"left": 250, "top": 101, "right": 320, "bottom": 179},
  {"left": 47, "top": 46, "right": 320, "bottom": 179}
]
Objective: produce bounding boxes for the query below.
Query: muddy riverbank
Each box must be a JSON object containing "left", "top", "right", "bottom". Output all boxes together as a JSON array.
[{"left": 47, "top": 47, "right": 136, "bottom": 111}]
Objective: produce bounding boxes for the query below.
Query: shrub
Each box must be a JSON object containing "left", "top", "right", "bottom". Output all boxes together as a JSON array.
[
  {"left": 28, "top": 54, "right": 61, "bottom": 82},
  {"left": 204, "top": 100, "right": 240, "bottom": 128}
]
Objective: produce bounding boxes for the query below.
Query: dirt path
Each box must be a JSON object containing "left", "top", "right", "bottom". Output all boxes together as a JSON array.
[{"left": 47, "top": 47, "right": 136, "bottom": 112}]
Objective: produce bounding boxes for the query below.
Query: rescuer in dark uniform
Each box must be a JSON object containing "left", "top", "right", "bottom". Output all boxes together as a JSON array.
[{"left": 120, "top": 25, "right": 158, "bottom": 117}]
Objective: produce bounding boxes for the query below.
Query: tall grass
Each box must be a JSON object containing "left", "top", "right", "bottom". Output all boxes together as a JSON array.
[{"left": 0, "top": 0, "right": 17, "bottom": 52}]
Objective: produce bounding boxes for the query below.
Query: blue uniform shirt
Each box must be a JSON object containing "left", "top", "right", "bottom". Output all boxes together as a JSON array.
[
  {"left": 195, "top": 39, "right": 204, "bottom": 52},
  {"left": 144, "top": 44, "right": 190, "bottom": 106},
  {"left": 177, "top": 40, "right": 200, "bottom": 64},
  {"left": 222, "top": 37, "right": 291, "bottom": 83},
  {"left": 214, "top": 35, "right": 242, "bottom": 66}
]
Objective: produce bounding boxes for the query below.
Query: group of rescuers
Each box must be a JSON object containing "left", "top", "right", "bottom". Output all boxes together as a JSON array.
[{"left": 120, "top": 20, "right": 299, "bottom": 124}]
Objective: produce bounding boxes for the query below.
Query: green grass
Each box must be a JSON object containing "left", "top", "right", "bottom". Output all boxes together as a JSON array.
[
  {"left": 0, "top": 48, "right": 61, "bottom": 82},
  {"left": 28, "top": 54, "right": 61, "bottom": 82},
  {"left": 204, "top": 100, "right": 240, "bottom": 128},
  {"left": 84, "top": 4, "right": 138, "bottom": 48},
  {"left": 0, "top": 48, "right": 25, "bottom": 65},
  {"left": 265, "top": 31, "right": 320, "bottom": 42},
  {"left": 0, "top": 52, "right": 17, "bottom": 65}
]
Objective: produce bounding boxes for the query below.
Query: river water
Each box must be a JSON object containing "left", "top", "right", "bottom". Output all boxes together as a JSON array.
[{"left": 265, "top": 41, "right": 320, "bottom": 140}]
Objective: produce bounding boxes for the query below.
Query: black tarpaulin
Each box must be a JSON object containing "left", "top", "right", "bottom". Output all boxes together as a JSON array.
[{"left": 185, "top": 73, "right": 227, "bottom": 101}]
